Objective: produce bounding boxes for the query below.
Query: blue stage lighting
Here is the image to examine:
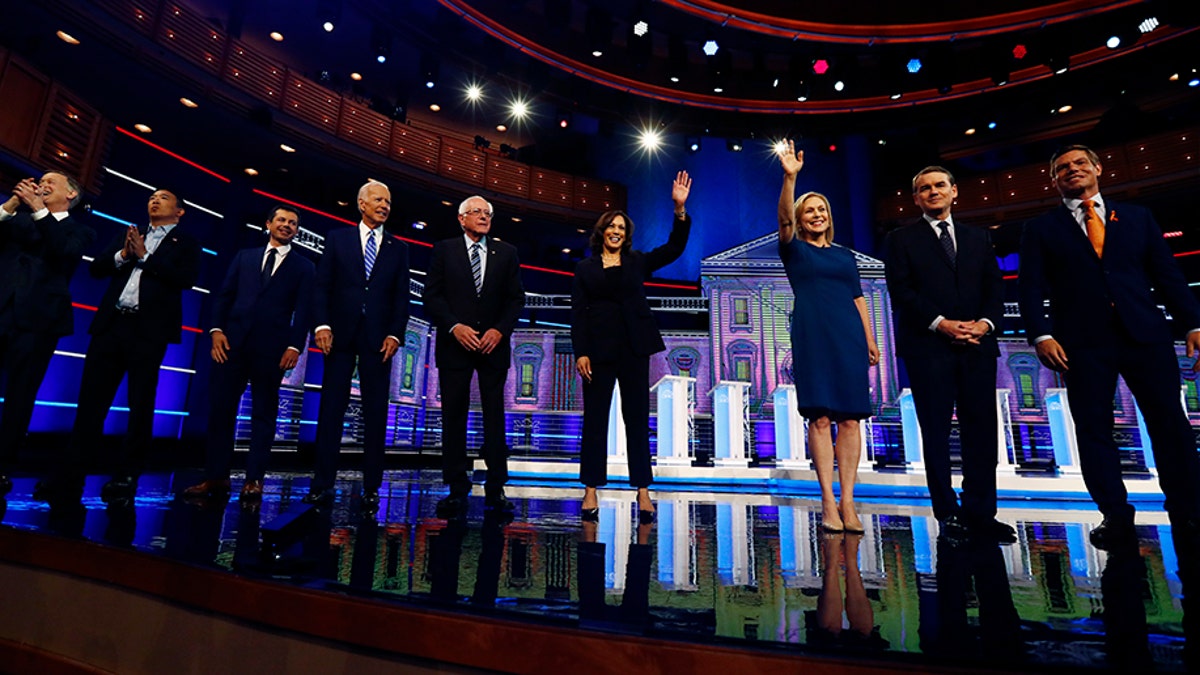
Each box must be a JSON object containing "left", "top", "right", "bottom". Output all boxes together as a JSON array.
[{"left": 906, "top": 58, "right": 922, "bottom": 74}]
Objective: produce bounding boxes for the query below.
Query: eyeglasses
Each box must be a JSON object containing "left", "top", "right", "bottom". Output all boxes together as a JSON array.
[{"left": 464, "top": 208, "right": 493, "bottom": 218}]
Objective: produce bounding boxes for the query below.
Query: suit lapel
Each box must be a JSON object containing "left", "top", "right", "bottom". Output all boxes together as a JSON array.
[
  {"left": 1055, "top": 205, "right": 1097, "bottom": 258},
  {"left": 915, "top": 220, "right": 954, "bottom": 271}
]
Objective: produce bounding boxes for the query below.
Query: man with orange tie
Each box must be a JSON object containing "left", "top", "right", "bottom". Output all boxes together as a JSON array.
[{"left": 1018, "top": 144, "right": 1200, "bottom": 550}]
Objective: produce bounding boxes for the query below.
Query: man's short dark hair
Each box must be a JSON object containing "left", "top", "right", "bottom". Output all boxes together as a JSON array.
[
  {"left": 1049, "top": 144, "right": 1102, "bottom": 174},
  {"left": 156, "top": 187, "right": 185, "bottom": 210},
  {"left": 268, "top": 204, "right": 301, "bottom": 226},
  {"left": 911, "top": 166, "right": 956, "bottom": 192}
]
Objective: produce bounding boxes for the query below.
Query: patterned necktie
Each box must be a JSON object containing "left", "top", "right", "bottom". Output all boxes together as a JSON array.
[
  {"left": 470, "top": 242, "right": 483, "bottom": 294},
  {"left": 937, "top": 221, "right": 956, "bottom": 267},
  {"left": 1083, "top": 200, "right": 1105, "bottom": 258},
  {"left": 364, "top": 229, "right": 377, "bottom": 278},
  {"left": 261, "top": 248, "right": 277, "bottom": 285}
]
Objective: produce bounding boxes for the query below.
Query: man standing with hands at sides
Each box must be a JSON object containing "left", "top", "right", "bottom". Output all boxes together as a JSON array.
[
  {"left": 182, "top": 206, "right": 315, "bottom": 504},
  {"left": 884, "top": 166, "right": 1013, "bottom": 545},
  {"left": 0, "top": 172, "right": 95, "bottom": 496},
  {"left": 38, "top": 188, "right": 200, "bottom": 506},
  {"left": 423, "top": 196, "right": 525, "bottom": 518},
  {"left": 307, "top": 180, "right": 409, "bottom": 514},
  {"left": 1019, "top": 144, "right": 1200, "bottom": 551}
]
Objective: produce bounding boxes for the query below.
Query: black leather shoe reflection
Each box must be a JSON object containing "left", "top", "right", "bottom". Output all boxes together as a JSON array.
[
  {"left": 923, "top": 538, "right": 1023, "bottom": 664},
  {"left": 436, "top": 494, "right": 468, "bottom": 519},
  {"left": 1090, "top": 517, "right": 1138, "bottom": 552},
  {"left": 101, "top": 475, "right": 137, "bottom": 507}
]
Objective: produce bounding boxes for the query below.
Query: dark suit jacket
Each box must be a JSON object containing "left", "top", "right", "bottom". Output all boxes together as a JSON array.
[
  {"left": 0, "top": 210, "right": 95, "bottom": 336},
  {"left": 88, "top": 224, "right": 201, "bottom": 344},
  {"left": 883, "top": 217, "right": 1004, "bottom": 359},
  {"left": 571, "top": 213, "right": 691, "bottom": 361},
  {"left": 1018, "top": 200, "right": 1200, "bottom": 350},
  {"left": 210, "top": 245, "right": 316, "bottom": 356},
  {"left": 311, "top": 226, "right": 410, "bottom": 347},
  {"left": 423, "top": 235, "right": 525, "bottom": 370}
]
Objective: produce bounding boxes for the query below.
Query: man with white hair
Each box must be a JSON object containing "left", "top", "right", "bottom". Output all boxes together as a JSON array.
[
  {"left": 423, "top": 195, "right": 525, "bottom": 517},
  {"left": 306, "top": 180, "right": 410, "bottom": 514}
]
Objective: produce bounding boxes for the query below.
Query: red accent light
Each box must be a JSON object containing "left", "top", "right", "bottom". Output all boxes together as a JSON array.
[
  {"left": 72, "top": 302, "right": 98, "bottom": 312},
  {"left": 1012, "top": 44, "right": 1027, "bottom": 59},
  {"left": 645, "top": 281, "right": 701, "bottom": 290},
  {"left": 1002, "top": 274, "right": 1018, "bottom": 280},
  {"left": 251, "top": 189, "right": 433, "bottom": 248},
  {"left": 828, "top": 144, "right": 837, "bottom": 152},
  {"left": 115, "top": 126, "right": 231, "bottom": 183},
  {"left": 559, "top": 119, "right": 569, "bottom": 128},
  {"left": 1163, "top": 231, "right": 1183, "bottom": 238},
  {"left": 812, "top": 59, "right": 830, "bottom": 75},
  {"left": 1174, "top": 250, "right": 1200, "bottom": 257}
]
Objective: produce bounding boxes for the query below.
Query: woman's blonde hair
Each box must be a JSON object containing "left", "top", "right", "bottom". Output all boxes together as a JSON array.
[{"left": 793, "top": 191, "right": 834, "bottom": 245}]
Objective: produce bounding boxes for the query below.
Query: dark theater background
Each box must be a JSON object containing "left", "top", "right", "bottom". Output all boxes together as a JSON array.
[{"left": 1, "top": 0, "right": 1199, "bottom": 673}]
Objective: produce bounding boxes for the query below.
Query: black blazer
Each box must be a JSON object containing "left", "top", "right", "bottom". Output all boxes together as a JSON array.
[
  {"left": 423, "top": 235, "right": 525, "bottom": 370},
  {"left": 210, "top": 245, "right": 316, "bottom": 355},
  {"left": 88, "top": 224, "right": 201, "bottom": 344},
  {"left": 883, "top": 217, "right": 1004, "bottom": 359},
  {"left": 0, "top": 210, "right": 95, "bottom": 336},
  {"left": 1018, "top": 200, "right": 1200, "bottom": 350},
  {"left": 571, "top": 213, "right": 691, "bottom": 361},
  {"left": 311, "top": 226, "right": 411, "bottom": 346}
]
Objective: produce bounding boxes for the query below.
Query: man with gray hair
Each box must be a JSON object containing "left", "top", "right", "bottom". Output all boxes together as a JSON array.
[
  {"left": 0, "top": 171, "right": 95, "bottom": 494},
  {"left": 423, "top": 195, "right": 525, "bottom": 518},
  {"left": 306, "top": 179, "right": 409, "bottom": 514}
]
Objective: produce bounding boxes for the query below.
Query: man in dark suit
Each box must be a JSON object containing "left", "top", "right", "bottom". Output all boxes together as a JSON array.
[
  {"left": 423, "top": 195, "right": 525, "bottom": 517},
  {"left": 884, "top": 166, "right": 1013, "bottom": 544},
  {"left": 182, "top": 205, "right": 315, "bottom": 503},
  {"left": 307, "top": 180, "right": 409, "bottom": 513},
  {"left": 0, "top": 171, "right": 95, "bottom": 495},
  {"left": 42, "top": 187, "right": 201, "bottom": 505},
  {"left": 1019, "top": 144, "right": 1200, "bottom": 550}
]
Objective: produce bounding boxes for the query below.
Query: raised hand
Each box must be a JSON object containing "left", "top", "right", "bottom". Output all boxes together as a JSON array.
[
  {"left": 671, "top": 170, "right": 692, "bottom": 209},
  {"left": 778, "top": 140, "right": 804, "bottom": 177}
]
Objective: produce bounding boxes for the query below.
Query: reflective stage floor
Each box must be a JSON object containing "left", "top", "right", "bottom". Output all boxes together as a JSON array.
[{"left": 1, "top": 469, "right": 1198, "bottom": 673}]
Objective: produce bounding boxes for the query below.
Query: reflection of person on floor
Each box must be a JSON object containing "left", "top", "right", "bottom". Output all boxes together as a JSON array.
[
  {"left": 573, "top": 172, "right": 692, "bottom": 524},
  {"left": 428, "top": 514, "right": 508, "bottom": 605},
  {"left": 577, "top": 520, "right": 654, "bottom": 627},
  {"left": 921, "top": 538, "right": 1022, "bottom": 663},
  {"left": 776, "top": 142, "right": 879, "bottom": 534},
  {"left": 810, "top": 533, "right": 883, "bottom": 647},
  {"left": 1100, "top": 549, "right": 1150, "bottom": 669}
]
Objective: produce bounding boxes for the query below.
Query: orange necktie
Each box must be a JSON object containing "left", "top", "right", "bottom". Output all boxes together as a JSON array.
[{"left": 1083, "top": 199, "right": 1104, "bottom": 258}]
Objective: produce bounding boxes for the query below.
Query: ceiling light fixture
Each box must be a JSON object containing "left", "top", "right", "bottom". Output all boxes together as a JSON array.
[
  {"left": 180, "top": 97, "right": 198, "bottom": 108},
  {"left": 134, "top": 123, "right": 152, "bottom": 133},
  {"left": 429, "top": 103, "right": 441, "bottom": 112},
  {"left": 1139, "top": 17, "right": 1159, "bottom": 33},
  {"left": 323, "top": 21, "right": 334, "bottom": 32},
  {"left": 244, "top": 168, "right": 259, "bottom": 176},
  {"left": 56, "top": 31, "right": 80, "bottom": 45},
  {"left": 269, "top": 31, "right": 284, "bottom": 42},
  {"left": 702, "top": 40, "right": 719, "bottom": 57},
  {"left": 906, "top": 58, "right": 922, "bottom": 74},
  {"left": 280, "top": 143, "right": 296, "bottom": 152},
  {"left": 350, "top": 72, "right": 362, "bottom": 81},
  {"left": 496, "top": 124, "right": 507, "bottom": 132},
  {"left": 466, "top": 84, "right": 482, "bottom": 101},
  {"left": 637, "top": 128, "right": 662, "bottom": 152},
  {"left": 633, "top": 20, "right": 648, "bottom": 37}
]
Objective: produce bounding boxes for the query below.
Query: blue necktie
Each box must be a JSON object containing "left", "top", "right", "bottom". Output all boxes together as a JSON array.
[
  {"left": 364, "top": 230, "right": 377, "bottom": 278},
  {"left": 937, "top": 221, "right": 956, "bottom": 268},
  {"left": 470, "top": 242, "right": 483, "bottom": 294}
]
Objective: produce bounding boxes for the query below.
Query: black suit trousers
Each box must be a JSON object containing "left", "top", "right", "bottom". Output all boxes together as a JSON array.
[
  {"left": 579, "top": 355, "right": 653, "bottom": 488},
  {"left": 204, "top": 341, "right": 286, "bottom": 481},
  {"left": 69, "top": 314, "right": 169, "bottom": 478},
  {"left": 0, "top": 326, "right": 59, "bottom": 465},
  {"left": 904, "top": 348, "right": 998, "bottom": 522},
  {"left": 1064, "top": 326, "right": 1200, "bottom": 522},
  {"left": 439, "top": 358, "right": 509, "bottom": 495},
  {"left": 314, "top": 326, "right": 392, "bottom": 492}
]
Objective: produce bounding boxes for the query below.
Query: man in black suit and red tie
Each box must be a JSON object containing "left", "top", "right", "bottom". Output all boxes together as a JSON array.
[
  {"left": 39, "top": 187, "right": 201, "bottom": 505},
  {"left": 1019, "top": 144, "right": 1200, "bottom": 550},
  {"left": 0, "top": 171, "right": 95, "bottom": 495},
  {"left": 183, "top": 205, "right": 315, "bottom": 504},
  {"left": 307, "top": 180, "right": 410, "bottom": 514},
  {"left": 423, "top": 195, "right": 525, "bottom": 517},
  {"left": 884, "top": 166, "right": 1014, "bottom": 545}
]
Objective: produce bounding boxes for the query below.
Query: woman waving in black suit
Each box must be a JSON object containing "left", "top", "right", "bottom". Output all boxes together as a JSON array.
[{"left": 572, "top": 171, "right": 692, "bottom": 523}]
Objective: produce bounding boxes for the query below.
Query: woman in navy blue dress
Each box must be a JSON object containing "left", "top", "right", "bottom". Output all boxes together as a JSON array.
[{"left": 777, "top": 141, "right": 879, "bottom": 533}]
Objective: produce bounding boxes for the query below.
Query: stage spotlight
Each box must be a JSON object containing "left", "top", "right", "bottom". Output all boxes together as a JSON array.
[
  {"left": 703, "top": 39, "right": 719, "bottom": 56},
  {"left": 323, "top": 21, "right": 334, "bottom": 32},
  {"left": 633, "top": 20, "right": 648, "bottom": 37},
  {"left": 890, "top": 92, "right": 902, "bottom": 100},
  {"left": 1012, "top": 43, "right": 1027, "bottom": 59},
  {"left": 1139, "top": 17, "right": 1159, "bottom": 33},
  {"left": 586, "top": 8, "right": 612, "bottom": 59},
  {"left": 637, "top": 128, "right": 662, "bottom": 152},
  {"left": 474, "top": 135, "right": 491, "bottom": 150},
  {"left": 988, "top": 121, "right": 997, "bottom": 129},
  {"left": 510, "top": 99, "right": 529, "bottom": 120},
  {"left": 906, "top": 58, "right": 922, "bottom": 74},
  {"left": 772, "top": 140, "right": 788, "bottom": 155},
  {"left": 726, "top": 139, "right": 743, "bottom": 152},
  {"left": 317, "top": 0, "right": 341, "bottom": 33},
  {"left": 466, "top": 84, "right": 482, "bottom": 101},
  {"left": 421, "top": 53, "right": 439, "bottom": 89},
  {"left": 1047, "top": 53, "right": 1069, "bottom": 75},
  {"left": 499, "top": 143, "right": 518, "bottom": 158},
  {"left": 412, "top": 221, "right": 426, "bottom": 230},
  {"left": 556, "top": 110, "right": 572, "bottom": 128},
  {"left": 371, "top": 25, "right": 391, "bottom": 64},
  {"left": 1190, "top": 78, "right": 1200, "bottom": 88},
  {"left": 833, "top": 80, "right": 845, "bottom": 92},
  {"left": 812, "top": 59, "right": 830, "bottom": 75},
  {"left": 796, "top": 81, "right": 811, "bottom": 102},
  {"left": 686, "top": 136, "right": 701, "bottom": 153}
]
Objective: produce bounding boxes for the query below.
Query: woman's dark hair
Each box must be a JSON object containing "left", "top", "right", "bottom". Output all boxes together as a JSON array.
[{"left": 589, "top": 209, "right": 635, "bottom": 255}]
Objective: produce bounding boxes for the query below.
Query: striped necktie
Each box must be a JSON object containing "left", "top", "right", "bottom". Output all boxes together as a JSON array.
[
  {"left": 364, "top": 229, "right": 377, "bottom": 278},
  {"left": 937, "top": 221, "right": 956, "bottom": 267},
  {"left": 470, "top": 242, "right": 483, "bottom": 294}
]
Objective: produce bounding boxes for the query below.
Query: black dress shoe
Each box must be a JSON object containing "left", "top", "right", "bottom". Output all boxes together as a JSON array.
[
  {"left": 581, "top": 507, "right": 600, "bottom": 523},
  {"left": 436, "top": 494, "right": 467, "bottom": 519},
  {"left": 101, "top": 475, "right": 137, "bottom": 505},
  {"left": 302, "top": 487, "right": 334, "bottom": 505},
  {"left": 0, "top": 475, "right": 12, "bottom": 497},
  {"left": 938, "top": 514, "right": 971, "bottom": 547},
  {"left": 1090, "top": 517, "right": 1137, "bottom": 551},
  {"left": 970, "top": 518, "right": 1018, "bottom": 544},
  {"left": 638, "top": 509, "right": 657, "bottom": 525}
]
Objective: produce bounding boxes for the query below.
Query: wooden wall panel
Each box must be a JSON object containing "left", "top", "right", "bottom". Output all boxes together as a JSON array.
[
  {"left": 337, "top": 101, "right": 391, "bottom": 155},
  {"left": 0, "top": 58, "right": 50, "bottom": 158},
  {"left": 530, "top": 169, "right": 573, "bottom": 207},
  {"left": 438, "top": 139, "right": 485, "bottom": 187},
  {"left": 157, "top": 2, "right": 225, "bottom": 76},
  {"left": 282, "top": 74, "right": 340, "bottom": 135},
  {"left": 391, "top": 125, "right": 439, "bottom": 172}
]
